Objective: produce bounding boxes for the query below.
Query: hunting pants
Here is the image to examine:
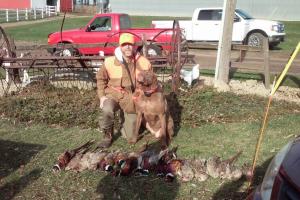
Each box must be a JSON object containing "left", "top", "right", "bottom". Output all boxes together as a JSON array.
[{"left": 101, "top": 98, "right": 137, "bottom": 142}]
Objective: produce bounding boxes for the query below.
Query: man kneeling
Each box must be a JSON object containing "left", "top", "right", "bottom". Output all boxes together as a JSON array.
[{"left": 96, "top": 33, "right": 152, "bottom": 148}]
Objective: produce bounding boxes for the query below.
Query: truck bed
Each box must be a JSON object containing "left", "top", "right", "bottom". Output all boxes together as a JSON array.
[{"left": 152, "top": 20, "right": 192, "bottom": 40}]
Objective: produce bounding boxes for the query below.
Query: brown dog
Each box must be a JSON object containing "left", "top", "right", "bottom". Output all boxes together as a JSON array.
[{"left": 132, "top": 71, "right": 174, "bottom": 148}]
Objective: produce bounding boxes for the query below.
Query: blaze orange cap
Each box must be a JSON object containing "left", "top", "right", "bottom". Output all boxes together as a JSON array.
[{"left": 119, "top": 33, "right": 135, "bottom": 46}]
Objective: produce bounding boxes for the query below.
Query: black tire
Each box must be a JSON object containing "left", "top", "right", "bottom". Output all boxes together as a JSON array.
[
  {"left": 247, "top": 32, "right": 265, "bottom": 47},
  {"left": 61, "top": 47, "right": 80, "bottom": 57},
  {"left": 145, "top": 44, "right": 162, "bottom": 56},
  {"left": 53, "top": 43, "right": 79, "bottom": 57}
]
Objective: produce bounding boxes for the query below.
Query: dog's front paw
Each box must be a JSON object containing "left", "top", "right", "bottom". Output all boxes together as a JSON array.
[{"left": 127, "top": 138, "right": 138, "bottom": 145}]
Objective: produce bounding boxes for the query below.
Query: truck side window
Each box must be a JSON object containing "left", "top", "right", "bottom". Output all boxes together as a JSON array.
[
  {"left": 90, "top": 16, "right": 112, "bottom": 32},
  {"left": 120, "top": 14, "right": 132, "bottom": 30},
  {"left": 198, "top": 10, "right": 222, "bottom": 20}
]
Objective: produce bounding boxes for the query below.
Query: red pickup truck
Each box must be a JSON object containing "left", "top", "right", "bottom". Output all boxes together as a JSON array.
[{"left": 48, "top": 13, "right": 175, "bottom": 56}]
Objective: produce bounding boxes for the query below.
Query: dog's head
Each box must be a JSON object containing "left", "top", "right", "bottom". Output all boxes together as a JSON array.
[{"left": 136, "top": 70, "right": 159, "bottom": 96}]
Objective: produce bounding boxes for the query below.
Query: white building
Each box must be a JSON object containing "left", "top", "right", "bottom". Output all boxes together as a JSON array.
[{"left": 110, "top": 0, "right": 300, "bottom": 21}]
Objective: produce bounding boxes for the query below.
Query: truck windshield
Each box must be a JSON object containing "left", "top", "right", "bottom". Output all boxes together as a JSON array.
[
  {"left": 120, "top": 14, "right": 132, "bottom": 30},
  {"left": 236, "top": 9, "right": 253, "bottom": 20}
]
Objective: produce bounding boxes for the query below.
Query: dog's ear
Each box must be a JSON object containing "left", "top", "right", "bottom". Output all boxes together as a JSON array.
[{"left": 151, "top": 72, "right": 158, "bottom": 87}]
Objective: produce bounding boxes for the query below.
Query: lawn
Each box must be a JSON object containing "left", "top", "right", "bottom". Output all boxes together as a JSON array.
[
  {"left": 0, "top": 84, "right": 300, "bottom": 199},
  {"left": 4, "top": 15, "right": 300, "bottom": 51},
  {"left": 1, "top": 14, "right": 300, "bottom": 200}
]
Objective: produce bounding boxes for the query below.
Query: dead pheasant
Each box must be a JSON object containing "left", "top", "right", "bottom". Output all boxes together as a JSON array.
[
  {"left": 53, "top": 142, "right": 247, "bottom": 183},
  {"left": 53, "top": 140, "right": 95, "bottom": 171},
  {"left": 206, "top": 151, "right": 243, "bottom": 180}
]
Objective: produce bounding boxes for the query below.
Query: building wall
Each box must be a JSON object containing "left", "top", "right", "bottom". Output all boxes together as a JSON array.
[
  {"left": 31, "top": 0, "right": 47, "bottom": 8},
  {"left": 60, "top": 0, "right": 73, "bottom": 12},
  {"left": 110, "top": 0, "right": 300, "bottom": 21},
  {"left": 0, "top": 0, "right": 30, "bottom": 9}
]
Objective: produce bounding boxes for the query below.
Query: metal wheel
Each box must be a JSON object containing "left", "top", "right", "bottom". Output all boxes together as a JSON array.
[
  {"left": 170, "top": 20, "right": 186, "bottom": 93},
  {"left": 0, "top": 26, "right": 19, "bottom": 95}
]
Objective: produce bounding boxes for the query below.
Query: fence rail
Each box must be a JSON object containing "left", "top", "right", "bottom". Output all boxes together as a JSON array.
[{"left": 0, "top": 6, "right": 57, "bottom": 23}]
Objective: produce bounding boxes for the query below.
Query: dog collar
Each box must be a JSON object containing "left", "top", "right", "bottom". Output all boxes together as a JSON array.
[{"left": 144, "top": 85, "right": 159, "bottom": 96}]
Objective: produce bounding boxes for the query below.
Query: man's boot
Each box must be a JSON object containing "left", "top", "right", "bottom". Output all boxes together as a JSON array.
[{"left": 98, "top": 128, "right": 113, "bottom": 148}]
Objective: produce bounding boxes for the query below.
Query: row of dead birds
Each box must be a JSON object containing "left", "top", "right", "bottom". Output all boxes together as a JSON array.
[{"left": 53, "top": 140, "right": 252, "bottom": 182}]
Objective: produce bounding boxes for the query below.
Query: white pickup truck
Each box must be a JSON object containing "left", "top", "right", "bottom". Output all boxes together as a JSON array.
[{"left": 152, "top": 8, "right": 285, "bottom": 48}]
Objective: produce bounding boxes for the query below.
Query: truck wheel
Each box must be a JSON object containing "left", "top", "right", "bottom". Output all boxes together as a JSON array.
[
  {"left": 146, "top": 44, "right": 162, "bottom": 56},
  {"left": 247, "top": 32, "right": 266, "bottom": 47},
  {"left": 53, "top": 44, "right": 79, "bottom": 57},
  {"left": 60, "top": 48, "right": 79, "bottom": 57}
]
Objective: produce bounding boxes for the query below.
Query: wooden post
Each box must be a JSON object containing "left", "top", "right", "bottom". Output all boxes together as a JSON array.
[
  {"left": 6, "top": 9, "right": 8, "bottom": 22},
  {"left": 214, "top": 0, "right": 237, "bottom": 86},
  {"left": 263, "top": 37, "right": 270, "bottom": 89}
]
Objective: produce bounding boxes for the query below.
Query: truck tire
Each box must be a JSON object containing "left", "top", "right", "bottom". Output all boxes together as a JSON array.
[
  {"left": 247, "top": 32, "right": 265, "bottom": 47},
  {"left": 146, "top": 44, "right": 162, "bottom": 56},
  {"left": 53, "top": 43, "right": 79, "bottom": 57},
  {"left": 60, "top": 47, "right": 79, "bottom": 57}
]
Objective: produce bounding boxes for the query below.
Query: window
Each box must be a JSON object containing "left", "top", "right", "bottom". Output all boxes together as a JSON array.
[
  {"left": 119, "top": 15, "right": 131, "bottom": 30},
  {"left": 198, "top": 10, "right": 222, "bottom": 21},
  {"left": 90, "top": 16, "right": 111, "bottom": 31},
  {"left": 236, "top": 9, "right": 253, "bottom": 20},
  {"left": 74, "top": 0, "right": 97, "bottom": 5}
]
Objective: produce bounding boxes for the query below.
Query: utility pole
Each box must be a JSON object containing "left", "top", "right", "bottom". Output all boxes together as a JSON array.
[{"left": 214, "top": 0, "right": 237, "bottom": 87}]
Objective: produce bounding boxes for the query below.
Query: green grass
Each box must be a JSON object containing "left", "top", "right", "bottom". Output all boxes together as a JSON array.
[
  {"left": 5, "top": 16, "right": 92, "bottom": 43},
  {"left": 1, "top": 112, "right": 299, "bottom": 199},
  {"left": 277, "top": 21, "right": 300, "bottom": 51},
  {"left": 0, "top": 84, "right": 300, "bottom": 199}
]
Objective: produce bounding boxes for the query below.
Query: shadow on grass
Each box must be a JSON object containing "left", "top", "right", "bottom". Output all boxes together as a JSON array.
[
  {"left": 283, "top": 75, "right": 300, "bottom": 87},
  {"left": 212, "top": 158, "right": 272, "bottom": 200},
  {"left": 166, "top": 92, "right": 183, "bottom": 136},
  {"left": 0, "top": 140, "right": 46, "bottom": 178},
  {"left": 97, "top": 174, "right": 179, "bottom": 200},
  {"left": 0, "top": 168, "right": 43, "bottom": 200}
]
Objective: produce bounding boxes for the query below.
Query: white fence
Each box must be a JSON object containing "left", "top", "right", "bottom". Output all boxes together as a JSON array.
[{"left": 0, "top": 6, "right": 57, "bottom": 23}]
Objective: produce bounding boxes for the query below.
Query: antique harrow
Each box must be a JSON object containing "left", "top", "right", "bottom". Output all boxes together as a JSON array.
[{"left": 0, "top": 20, "right": 188, "bottom": 95}]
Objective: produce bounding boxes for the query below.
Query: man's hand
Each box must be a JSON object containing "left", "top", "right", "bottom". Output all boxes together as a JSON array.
[{"left": 100, "top": 96, "right": 108, "bottom": 109}]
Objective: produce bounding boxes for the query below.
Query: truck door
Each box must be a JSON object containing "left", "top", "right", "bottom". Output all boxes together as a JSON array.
[
  {"left": 232, "top": 13, "right": 246, "bottom": 42},
  {"left": 192, "top": 9, "right": 222, "bottom": 41},
  {"left": 79, "top": 16, "right": 117, "bottom": 55}
]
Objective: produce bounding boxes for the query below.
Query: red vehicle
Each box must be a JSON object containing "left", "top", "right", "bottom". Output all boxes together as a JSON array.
[{"left": 47, "top": 13, "right": 175, "bottom": 56}]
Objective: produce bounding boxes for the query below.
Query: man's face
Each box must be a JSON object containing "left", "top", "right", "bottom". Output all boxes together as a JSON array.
[{"left": 120, "top": 43, "right": 134, "bottom": 58}]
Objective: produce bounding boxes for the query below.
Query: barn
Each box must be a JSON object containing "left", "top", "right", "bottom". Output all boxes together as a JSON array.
[
  {"left": 0, "top": 0, "right": 73, "bottom": 12},
  {"left": 0, "top": 0, "right": 48, "bottom": 9}
]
